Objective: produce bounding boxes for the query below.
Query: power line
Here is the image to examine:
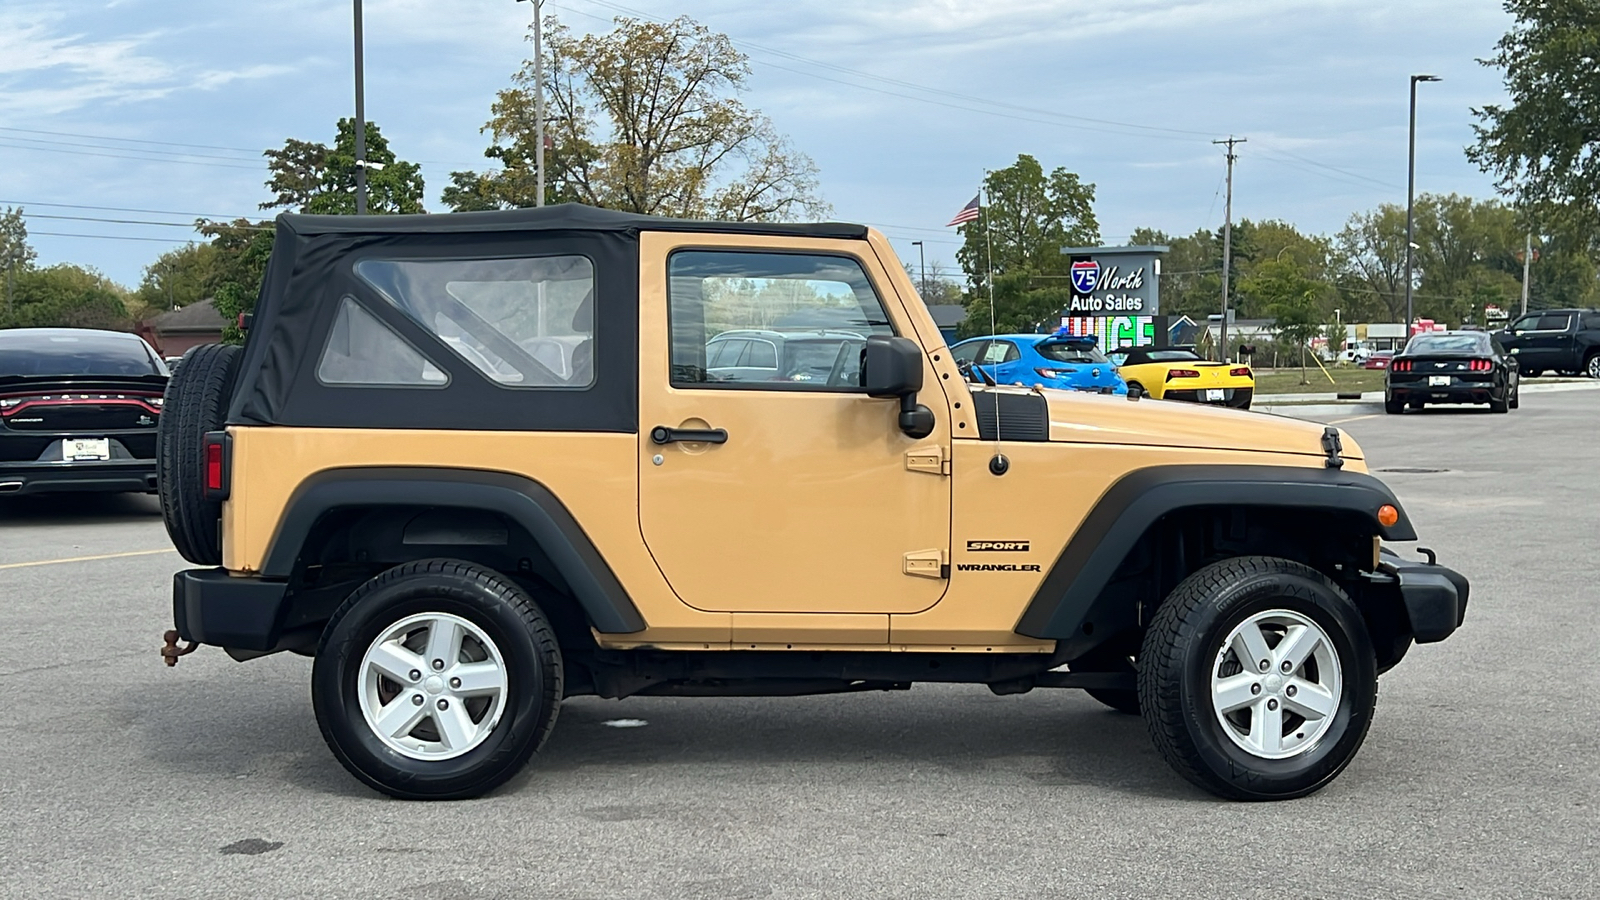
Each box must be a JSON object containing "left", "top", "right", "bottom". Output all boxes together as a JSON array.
[
  {"left": 0, "top": 140, "right": 262, "bottom": 171},
  {"left": 0, "top": 199, "right": 262, "bottom": 220},
  {"left": 0, "top": 134, "right": 268, "bottom": 165},
  {"left": 0, "top": 126, "right": 259, "bottom": 155},
  {"left": 22, "top": 213, "right": 271, "bottom": 231},
  {"left": 25, "top": 231, "right": 196, "bottom": 244}
]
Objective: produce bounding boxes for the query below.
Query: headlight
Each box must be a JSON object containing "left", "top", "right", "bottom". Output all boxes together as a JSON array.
[{"left": 0, "top": 398, "right": 18, "bottom": 409}]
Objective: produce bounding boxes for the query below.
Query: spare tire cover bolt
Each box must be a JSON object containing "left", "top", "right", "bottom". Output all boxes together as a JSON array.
[
  {"left": 1250, "top": 683, "right": 1262, "bottom": 695},
  {"left": 1266, "top": 698, "right": 1279, "bottom": 710},
  {"left": 432, "top": 659, "right": 445, "bottom": 670},
  {"left": 409, "top": 669, "right": 421, "bottom": 681},
  {"left": 1281, "top": 660, "right": 1293, "bottom": 673},
  {"left": 411, "top": 694, "right": 423, "bottom": 706},
  {"left": 449, "top": 677, "right": 461, "bottom": 689},
  {"left": 436, "top": 699, "right": 449, "bottom": 711},
  {"left": 1258, "top": 659, "right": 1270, "bottom": 672},
  {"left": 1285, "top": 685, "right": 1297, "bottom": 697}
]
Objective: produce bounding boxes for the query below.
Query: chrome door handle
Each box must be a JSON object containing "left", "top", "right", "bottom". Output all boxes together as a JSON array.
[{"left": 650, "top": 425, "right": 728, "bottom": 445}]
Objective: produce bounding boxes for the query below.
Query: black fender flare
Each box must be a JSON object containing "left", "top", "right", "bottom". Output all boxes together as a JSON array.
[
  {"left": 261, "top": 467, "right": 645, "bottom": 633},
  {"left": 1014, "top": 464, "right": 1415, "bottom": 640}
]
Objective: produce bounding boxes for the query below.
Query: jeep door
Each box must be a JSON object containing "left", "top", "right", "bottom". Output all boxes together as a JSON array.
[{"left": 637, "top": 233, "right": 952, "bottom": 615}]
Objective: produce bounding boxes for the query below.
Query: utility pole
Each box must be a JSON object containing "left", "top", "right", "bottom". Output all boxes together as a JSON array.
[
  {"left": 1520, "top": 232, "right": 1532, "bottom": 316},
  {"left": 353, "top": 0, "right": 368, "bottom": 216},
  {"left": 1405, "top": 74, "right": 1441, "bottom": 336},
  {"left": 517, "top": 0, "right": 547, "bottom": 206},
  {"left": 1213, "top": 136, "right": 1245, "bottom": 362},
  {"left": 911, "top": 240, "right": 926, "bottom": 297}
]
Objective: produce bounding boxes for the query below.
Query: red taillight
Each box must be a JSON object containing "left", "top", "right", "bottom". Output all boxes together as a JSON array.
[
  {"left": 205, "top": 442, "right": 223, "bottom": 491},
  {"left": 201, "top": 431, "right": 230, "bottom": 500},
  {"left": 1230, "top": 366, "right": 1251, "bottom": 377},
  {"left": 1469, "top": 359, "right": 1492, "bottom": 371},
  {"left": 1392, "top": 360, "right": 1412, "bottom": 373},
  {"left": 1167, "top": 369, "right": 1200, "bottom": 380}
]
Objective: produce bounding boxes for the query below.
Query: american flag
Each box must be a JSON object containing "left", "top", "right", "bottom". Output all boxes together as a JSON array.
[{"left": 946, "top": 194, "right": 980, "bottom": 227}]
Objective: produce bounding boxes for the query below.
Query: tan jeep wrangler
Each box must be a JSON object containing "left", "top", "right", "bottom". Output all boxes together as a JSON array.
[{"left": 158, "top": 205, "right": 1467, "bottom": 801}]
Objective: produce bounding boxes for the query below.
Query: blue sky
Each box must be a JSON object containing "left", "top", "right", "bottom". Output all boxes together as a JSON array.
[{"left": 1, "top": 0, "right": 1512, "bottom": 288}]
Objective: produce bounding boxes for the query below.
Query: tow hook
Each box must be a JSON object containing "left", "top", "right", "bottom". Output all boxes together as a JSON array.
[{"left": 161, "top": 630, "right": 198, "bottom": 667}]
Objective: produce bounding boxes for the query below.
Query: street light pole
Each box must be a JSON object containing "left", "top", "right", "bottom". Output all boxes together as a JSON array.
[
  {"left": 911, "top": 241, "right": 925, "bottom": 297},
  {"left": 517, "top": 0, "right": 546, "bottom": 207},
  {"left": 353, "top": 0, "right": 367, "bottom": 216},
  {"left": 1404, "top": 74, "right": 1441, "bottom": 337}
]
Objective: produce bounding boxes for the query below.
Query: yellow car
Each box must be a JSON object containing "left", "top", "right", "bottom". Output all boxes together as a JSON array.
[{"left": 1109, "top": 346, "right": 1254, "bottom": 409}]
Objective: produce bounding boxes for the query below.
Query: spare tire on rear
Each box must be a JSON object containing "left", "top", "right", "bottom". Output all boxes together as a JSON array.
[{"left": 158, "top": 343, "right": 242, "bottom": 565}]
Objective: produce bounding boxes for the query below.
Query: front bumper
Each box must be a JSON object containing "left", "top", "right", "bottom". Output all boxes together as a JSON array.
[
  {"left": 1378, "top": 548, "right": 1469, "bottom": 643},
  {"left": 173, "top": 568, "right": 292, "bottom": 651}
]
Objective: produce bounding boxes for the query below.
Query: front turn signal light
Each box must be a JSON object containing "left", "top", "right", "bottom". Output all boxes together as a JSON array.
[{"left": 1377, "top": 504, "right": 1399, "bottom": 527}]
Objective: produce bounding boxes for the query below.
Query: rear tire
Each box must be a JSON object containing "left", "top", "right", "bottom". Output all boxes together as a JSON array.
[
  {"left": 1384, "top": 397, "right": 1404, "bottom": 414},
  {"left": 312, "top": 559, "right": 563, "bottom": 800},
  {"left": 1489, "top": 390, "right": 1509, "bottom": 413},
  {"left": 1137, "top": 556, "right": 1377, "bottom": 801},
  {"left": 1521, "top": 367, "right": 1543, "bottom": 378},
  {"left": 1509, "top": 381, "right": 1520, "bottom": 409},
  {"left": 157, "top": 343, "right": 241, "bottom": 565},
  {"left": 1586, "top": 353, "right": 1600, "bottom": 380}
]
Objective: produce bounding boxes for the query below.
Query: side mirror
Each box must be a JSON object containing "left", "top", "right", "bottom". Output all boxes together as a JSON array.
[
  {"left": 863, "top": 335, "right": 924, "bottom": 398},
  {"left": 863, "top": 335, "right": 933, "bottom": 438}
]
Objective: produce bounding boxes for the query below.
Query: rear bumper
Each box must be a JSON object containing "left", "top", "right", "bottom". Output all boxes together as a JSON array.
[
  {"left": 1378, "top": 548, "right": 1469, "bottom": 643},
  {"left": 1165, "top": 386, "right": 1253, "bottom": 408},
  {"left": 1388, "top": 381, "right": 1498, "bottom": 404},
  {"left": 173, "top": 568, "right": 291, "bottom": 651},
  {"left": 0, "top": 459, "right": 157, "bottom": 495}
]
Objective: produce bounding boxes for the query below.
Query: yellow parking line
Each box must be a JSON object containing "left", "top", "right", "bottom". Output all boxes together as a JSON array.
[
  {"left": 0, "top": 548, "right": 176, "bottom": 571},
  {"left": 1329, "top": 414, "right": 1378, "bottom": 425}
]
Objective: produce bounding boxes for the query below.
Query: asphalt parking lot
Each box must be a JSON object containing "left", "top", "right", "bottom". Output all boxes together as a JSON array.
[{"left": 2, "top": 388, "right": 1597, "bottom": 900}]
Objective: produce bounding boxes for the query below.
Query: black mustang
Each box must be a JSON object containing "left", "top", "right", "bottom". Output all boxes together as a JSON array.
[
  {"left": 0, "top": 328, "right": 170, "bottom": 495},
  {"left": 1385, "top": 330, "right": 1518, "bottom": 414}
]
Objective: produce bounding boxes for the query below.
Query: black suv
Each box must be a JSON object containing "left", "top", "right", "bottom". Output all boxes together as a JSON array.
[{"left": 1495, "top": 308, "right": 1600, "bottom": 378}]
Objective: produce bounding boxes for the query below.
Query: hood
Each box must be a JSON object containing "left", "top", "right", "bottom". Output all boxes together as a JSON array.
[{"left": 1029, "top": 387, "right": 1361, "bottom": 460}]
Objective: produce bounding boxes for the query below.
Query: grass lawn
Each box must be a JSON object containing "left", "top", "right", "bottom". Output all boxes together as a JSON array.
[{"left": 1251, "top": 367, "right": 1387, "bottom": 395}]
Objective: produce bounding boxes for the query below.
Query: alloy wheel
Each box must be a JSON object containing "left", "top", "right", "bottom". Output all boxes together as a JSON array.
[
  {"left": 356, "top": 612, "right": 509, "bottom": 761},
  {"left": 1210, "top": 609, "right": 1343, "bottom": 760}
]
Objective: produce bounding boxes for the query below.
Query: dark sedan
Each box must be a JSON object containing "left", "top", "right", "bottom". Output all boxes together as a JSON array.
[
  {"left": 1385, "top": 331, "right": 1518, "bottom": 414},
  {"left": 0, "top": 328, "right": 169, "bottom": 495}
]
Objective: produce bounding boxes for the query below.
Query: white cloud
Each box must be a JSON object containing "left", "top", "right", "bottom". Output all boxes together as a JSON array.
[{"left": 0, "top": 4, "right": 288, "bottom": 115}]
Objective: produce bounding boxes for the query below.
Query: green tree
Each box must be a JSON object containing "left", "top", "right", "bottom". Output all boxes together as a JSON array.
[
  {"left": 954, "top": 155, "right": 1098, "bottom": 337},
  {"left": 197, "top": 219, "right": 276, "bottom": 341},
  {"left": 1241, "top": 256, "right": 1325, "bottom": 383},
  {"left": 1469, "top": 1, "right": 1600, "bottom": 237},
  {"left": 132, "top": 242, "right": 219, "bottom": 319},
  {"left": 446, "top": 15, "right": 825, "bottom": 221},
  {"left": 1331, "top": 203, "right": 1409, "bottom": 323},
  {"left": 1, "top": 206, "right": 36, "bottom": 312},
  {"left": 263, "top": 118, "right": 425, "bottom": 215},
  {"left": 1, "top": 264, "right": 130, "bottom": 330}
]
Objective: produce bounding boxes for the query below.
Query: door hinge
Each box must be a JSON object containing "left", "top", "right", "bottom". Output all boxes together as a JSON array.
[
  {"left": 905, "top": 445, "right": 951, "bottom": 476},
  {"left": 903, "top": 548, "right": 949, "bottom": 579}
]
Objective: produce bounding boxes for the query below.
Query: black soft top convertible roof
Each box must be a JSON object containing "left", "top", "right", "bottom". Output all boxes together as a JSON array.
[
  {"left": 278, "top": 203, "right": 869, "bottom": 240},
  {"left": 229, "top": 204, "right": 867, "bottom": 432}
]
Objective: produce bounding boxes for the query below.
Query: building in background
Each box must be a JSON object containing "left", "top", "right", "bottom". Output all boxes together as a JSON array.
[{"left": 137, "top": 297, "right": 227, "bottom": 358}]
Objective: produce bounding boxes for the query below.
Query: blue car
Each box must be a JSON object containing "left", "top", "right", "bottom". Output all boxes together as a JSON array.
[{"left": 950, "top": 332, "right": 1127, "bottom": 394}]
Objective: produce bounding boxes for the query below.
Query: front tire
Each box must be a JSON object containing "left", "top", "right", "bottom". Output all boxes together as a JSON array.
[
  {"left": 312, "top": 559, "right": 563, "bottom": 800},
  {"left": 1137, "top": 556, "right": 1377, "bottom": 801},
  {"left": 1586, "top": 353, "right": 1600, "bottom": 380}
]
